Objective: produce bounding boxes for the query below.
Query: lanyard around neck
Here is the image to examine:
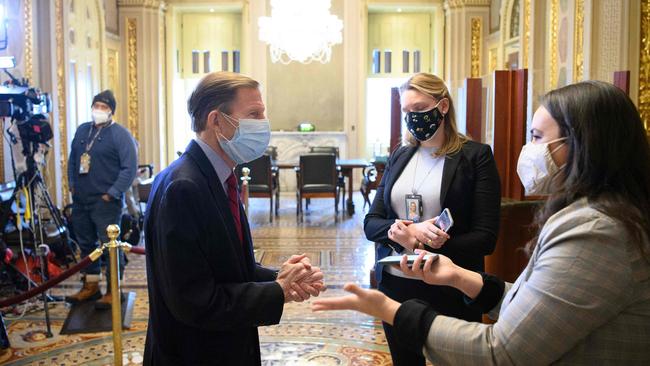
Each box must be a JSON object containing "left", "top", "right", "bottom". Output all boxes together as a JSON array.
[
  {"left": 411, "top": 148, "right": 443, "bottom": 195},
  {"left": 85, "top": 122, "right": 111, "bottom": 153}
]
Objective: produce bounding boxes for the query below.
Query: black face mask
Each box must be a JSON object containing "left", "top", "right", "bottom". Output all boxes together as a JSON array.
[{"left": 405, "top": 104, "right": 444, "bottom": 142}]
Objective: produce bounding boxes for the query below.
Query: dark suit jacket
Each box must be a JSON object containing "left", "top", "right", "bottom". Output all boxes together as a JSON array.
[
  {"left": 143, "top": 140, "right": 284, "bottom": 366},
  {"left": 365, "top": 140, "right": 501, "bottom": 282}
]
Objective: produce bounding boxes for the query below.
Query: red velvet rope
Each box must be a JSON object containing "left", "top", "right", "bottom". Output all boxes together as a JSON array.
[
  {"left": 0, "top": 245, "right": 147, "bottom": 308},
  {"left": 128, "top": 247, "right": 145, "bottom": 255},
  {"left": 0, "top": 256, "right": 94, "bottom": 308}
]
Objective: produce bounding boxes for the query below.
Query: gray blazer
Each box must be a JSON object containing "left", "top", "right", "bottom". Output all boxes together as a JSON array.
[{"left": 422, "top": 198, "right": 650, "bottom": 365}]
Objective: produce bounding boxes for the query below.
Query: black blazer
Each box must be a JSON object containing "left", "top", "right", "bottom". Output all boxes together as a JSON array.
[
  {"left": 365, "top": 140, "right": 501, "bottom": 283},
  {"left": 143, "top": 140, "right": 284, "bottom": 366}
]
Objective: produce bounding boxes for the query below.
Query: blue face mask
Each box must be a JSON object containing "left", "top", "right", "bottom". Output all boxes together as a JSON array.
[{"left": 218, "top": 113, "right": 271, "bottom": 165}]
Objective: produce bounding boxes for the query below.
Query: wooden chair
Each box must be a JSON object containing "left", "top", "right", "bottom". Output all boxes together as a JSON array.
[
  {"left": 308, "top": 146, "right": 345, "bottom": 211},
  {"left": 235, "top": 154, "right": 279, "bottom": 222},
  {"left": 360, "top": 159, "right": 387, "bottom": 210},
  {"left": 295, "top": 153, "right": 339, "bottom": 222}
]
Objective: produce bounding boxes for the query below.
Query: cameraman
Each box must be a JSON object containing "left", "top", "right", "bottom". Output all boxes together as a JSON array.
[{"left": 65, "top": 90, "right": 138, "bottom": 309}]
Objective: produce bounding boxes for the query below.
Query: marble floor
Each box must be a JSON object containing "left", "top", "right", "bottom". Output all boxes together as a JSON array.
[{"left": 1, "top": 192, "right": 392, "bottom": 365}]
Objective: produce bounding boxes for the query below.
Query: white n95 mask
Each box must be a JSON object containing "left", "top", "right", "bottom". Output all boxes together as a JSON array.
[
  {"left": 218, "top": 113, "right": 271, "bottom": 165},
  {"left": 92, "top": 110, "right": 111, "bottom": 125},
  {"left": 516, "top": 137, "right": 567, "bottom": 195}
]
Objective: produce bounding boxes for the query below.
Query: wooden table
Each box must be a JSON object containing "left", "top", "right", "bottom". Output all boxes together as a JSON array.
[{"left": 275, "top": 159, "right": 371, "bottom": 216}]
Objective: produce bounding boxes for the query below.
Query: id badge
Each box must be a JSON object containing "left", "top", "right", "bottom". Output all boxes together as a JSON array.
[
  {"left": 79, "top": 152, "right": 91, "bottom": 175},
  {"left": 405, "top": 194, "right": 423, "bottom": 223}
]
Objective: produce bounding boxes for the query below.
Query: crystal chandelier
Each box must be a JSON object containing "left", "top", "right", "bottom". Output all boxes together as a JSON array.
[{"left": 258, "top": 0, "right": 343, "bottom": 64}]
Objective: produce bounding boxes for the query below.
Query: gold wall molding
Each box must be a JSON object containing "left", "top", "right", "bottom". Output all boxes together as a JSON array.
[
  {"left": 574, "top": 0, "right": 584, "bottom": 81},
  {"left": 96, "top": 0, "right": 105, "bottom": 90},
  {"left": 24, "top": 0, "right": 33, "bottom": 82},
  {"left": 445, "top": 0, "right": 490, "bottom": 9},
  {"left": 118, "top": 0, "right": 164, "bottom": 9},
  {"left": 489, "top": 48, "right": 497, "bottom": 72},
  {"left": 549, "top": 0, "right": 559, "bottom": 89},
  {"left": 471, "top": 17, "right": 481, "bottom": 77},
  {"left": 523, "top": 0, "right": 530, "bottom": 68},
  {"left": 640, "top": 0, "right": 650, "bottom": 136},
  {"left": 107, "top": 49, "right": 119, "bottom": 94},
  {"left": 127, "top": 18, "right": 139, "bottom": 141},
  {"left": 55, "top": 0, "right": 68, "bottom": 204}
]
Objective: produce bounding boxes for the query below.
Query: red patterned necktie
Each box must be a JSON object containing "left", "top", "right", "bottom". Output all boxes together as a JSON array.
[{"left": 225, "top": 173, "right": 243, "bottom": 244}]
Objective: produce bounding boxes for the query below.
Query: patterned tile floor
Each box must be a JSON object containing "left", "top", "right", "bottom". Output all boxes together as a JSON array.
[{"left": 1, "top": 193, "right": 391, "bottom": 365}]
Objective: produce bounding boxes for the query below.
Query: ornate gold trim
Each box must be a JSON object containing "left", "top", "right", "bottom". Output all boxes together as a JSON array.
[
  {"left": 523, "top": 0, "right": 530, "bottom": 68},
  {"left": 96, "top": 0, "right": 105, "bottom": 89},
  {"left": 24, "top": 0, "right": 33, "bottom": 82},
  {"left": 471, "top": 17, "right": 481, "bottom": 77},
  {"left": 640, "top": 0, "right": 650, "bottom": 137},
  {"left": 118, "top": 0, "right": 163, "bottom": 9},
  {"left": 489, "top": 48, "right": 497, "bottom": 72},
  {"left": 56, "top": 0, "right": 69, "bottom": 204},
  {"left": 574, "top": 0, "right": 584, "bottom": 81},
  {"left": 127, "top": 18, "right": 139, "bottom": 141},
  {"left": 445, "top": 0, "right": 491, "bottom": 9},
  {"left": 549, "top": 0, "right": 559, "bottom": 88},
  {"left": 107, "top": 49, "right": 119, "bottom": 93}
]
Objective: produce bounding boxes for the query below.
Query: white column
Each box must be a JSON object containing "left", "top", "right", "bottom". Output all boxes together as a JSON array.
[
  {"left": 343, "top": 0, "right": 366, "bottom": 158},
  {"left": 242, "top": 0, "right": 268, "bottom": 101},
  {"left": 443, "top": 1, "right": 490, "bottom": 93},
  {"left": 118, "top": 0, "right": 167, "bottom": 172}
]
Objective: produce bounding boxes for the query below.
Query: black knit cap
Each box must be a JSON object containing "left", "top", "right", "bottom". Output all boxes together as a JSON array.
[{"left": 92, "top": 89, "right": 116, "bottom": 113}]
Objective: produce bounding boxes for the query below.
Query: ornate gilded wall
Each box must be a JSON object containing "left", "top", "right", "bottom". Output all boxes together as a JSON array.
[
  {"left": 641, "top": 0, "right": 650, "bottom": 136},
  {"left": 127, "top": 18, "right": 139, "bottom": 141},
  {"left": 574, "top": 0, "right": 584, "bottom": 81},
  {"left": 549, "top": 0, "right": 559, "bottom": 88},
  {"left": 471, "top": 17, "right": 482, "bottom": 77},
  {"left": 55, "top": 0, "right": 69, "bottom": 203}
]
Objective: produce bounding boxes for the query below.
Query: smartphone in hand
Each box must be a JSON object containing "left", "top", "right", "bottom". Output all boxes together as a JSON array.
[
  {"left": 377, "top": 254, "right": 439, "bottom": 267},
  {"left": 435, "top": 208, "right": 454, "bottom": 232}
]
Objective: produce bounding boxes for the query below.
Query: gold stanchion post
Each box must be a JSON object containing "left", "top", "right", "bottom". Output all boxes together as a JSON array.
[
  {"left": 106, "top": 224, "right": 123, "bottom": 366},
  {"left": 241, "top": 167, "right": 251, "bottom": 215}
]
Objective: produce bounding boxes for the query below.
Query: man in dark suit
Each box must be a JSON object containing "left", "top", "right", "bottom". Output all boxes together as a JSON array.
[{"left": 144, "top": 72, "right": 325, "bottom": 365}]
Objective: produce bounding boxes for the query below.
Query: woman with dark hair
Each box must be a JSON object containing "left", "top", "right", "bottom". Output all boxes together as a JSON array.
[
  {"left": 314, "top": 81, "right": 650, "bottom": 364},
  {"left": 363, "top": 73, "right": 501, "bottom": 365}
]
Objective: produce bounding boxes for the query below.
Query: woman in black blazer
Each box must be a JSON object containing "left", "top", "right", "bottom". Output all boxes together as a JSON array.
[{"left": 364, "top": 73, "right": 501, "bottom": 366}]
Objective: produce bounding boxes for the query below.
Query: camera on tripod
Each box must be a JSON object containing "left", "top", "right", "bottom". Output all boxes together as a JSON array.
[
  {"left": 0, "top": 56, "right": 52, "bottom": 178},
  {"left": 0, "top": 56, "right": 75, "bottom": 280},
  {"left": 0, "top": 42, "right": 64, "bottom": 348}
]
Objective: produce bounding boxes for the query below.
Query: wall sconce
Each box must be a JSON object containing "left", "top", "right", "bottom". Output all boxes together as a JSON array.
[
  {"left": 192, "top": 50, "right": 200, "bottom": 74},
  {"left": 221, "top": 51, "right": 229, "bottom": 71},
  {"left": 203, "top": 51, "right": 210, "bottom": 73},
  {"left": 372, "top": 49, "right": 380, "bottom": 74},
  {"left": 384, "top": 50, "right": 392, "bottom": 73},
  {"left": 413, "top": 50, "right": 421, "bottom": 73},
  {"left": 233, "top": 50, "right": 240, "bottom": 73},
  {"left": 402, "top": 50, "right": 409, "bottom": 73}
]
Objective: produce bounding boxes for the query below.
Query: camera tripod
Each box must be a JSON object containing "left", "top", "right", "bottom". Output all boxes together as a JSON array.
[{"left": 0, "top": 125, "right": 75, "bottom": 338}]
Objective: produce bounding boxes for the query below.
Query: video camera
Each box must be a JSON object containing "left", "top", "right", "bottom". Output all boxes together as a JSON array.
[
  {"left": 0, "top": 85, "right": 52, "bottom": 143},
  {"left": 0, "top": 56, "right": 53, "bottom": 176},
  {"left": 0, "top": 57, "right": 52, "bottom": 144}
]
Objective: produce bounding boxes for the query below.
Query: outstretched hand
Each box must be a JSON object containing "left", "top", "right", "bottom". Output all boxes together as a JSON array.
[{"left": 311, "top": 283, "right": 401, "bottom": 325}]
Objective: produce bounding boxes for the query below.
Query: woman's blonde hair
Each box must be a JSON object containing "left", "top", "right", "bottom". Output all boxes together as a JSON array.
[{"left": 400, "top": 73, "right": 468, "bottom": 156}]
